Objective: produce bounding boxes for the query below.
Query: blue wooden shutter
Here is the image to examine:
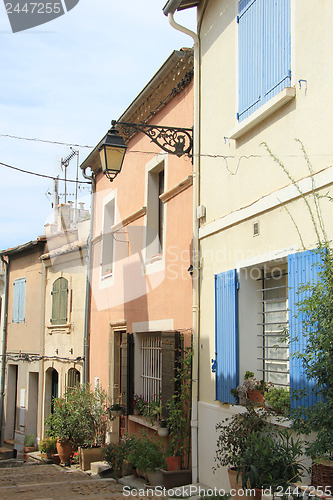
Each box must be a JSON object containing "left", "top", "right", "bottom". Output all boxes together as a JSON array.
[
  {"left": 238, "top": 0, "right": 291, "bottom": 121},
  {"left": 13, "top": 278, "right": 26, "bottom": 323},
  {"left": 215, "top": 270, "right": 238, "bottom": 403},
  {"left": 262, "top": 0, "right": 291, "bottom": 104},
  {"left": 238, "top": 0, "right": 262, "bottom": 121},
  {"left": 288, "top": 249, "right": 323, "bottom": 410}
]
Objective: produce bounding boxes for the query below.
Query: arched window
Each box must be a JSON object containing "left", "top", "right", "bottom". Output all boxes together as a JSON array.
[
  {"left": 51, "top": 277, "right": 68, "bottom": 325},
  {"left": 67, "top": 368, "right": 80, "bottom": 390}
]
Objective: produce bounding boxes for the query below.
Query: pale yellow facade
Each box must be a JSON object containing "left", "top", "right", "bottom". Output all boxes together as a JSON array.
[{"left": 195, "top": 0, "right": 333, "bottom": 489}]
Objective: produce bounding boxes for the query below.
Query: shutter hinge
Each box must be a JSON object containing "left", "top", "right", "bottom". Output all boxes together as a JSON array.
[
  {"left": 236, "top": 15, "right": 239, "bottom": 23},
  {"left": 288, "top": 69, "right": 292, "bottom": 78},
  {"left": 236, "top": 112, "right": 240, "bottom": 121},
  {"left": 211, "top": 359, "right": 217, "bottom": 373},
  {"left": 237, "top": 281, "right": 240, "bottom": 290}
]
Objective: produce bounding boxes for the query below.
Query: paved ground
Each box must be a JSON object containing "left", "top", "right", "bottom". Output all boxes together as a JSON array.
[{"left": 0, "top": 462, "right": 154, "bottom": 500}]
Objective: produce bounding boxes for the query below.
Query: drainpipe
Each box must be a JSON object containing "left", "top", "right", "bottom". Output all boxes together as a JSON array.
[
  {"left": 81, "top": 167, "right": 95, "bottom": 386},
  {"left": 163, "top": 4, "right": 200, "bottom": 484},
  {"left": 0, "top": 255, "right": 9, "bottom": 443}
]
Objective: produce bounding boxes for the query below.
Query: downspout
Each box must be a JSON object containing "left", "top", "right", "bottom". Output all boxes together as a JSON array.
[
  {"left": 163, "top": 6, "right": 200, "bottom": 484},
  {"left": 82, "top": 167, "right": 94, "bottom": 385},
  {"left": 0, "top": 255, "right": 9, "bottom": 442},
  {"left": 38, "top": 259, "right": 46, "bottom": 443}
]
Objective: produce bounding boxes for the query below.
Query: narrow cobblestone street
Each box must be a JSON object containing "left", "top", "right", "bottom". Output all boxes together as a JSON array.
[{"left": 0, "top": 463, "right": 138, "bottom": 500}]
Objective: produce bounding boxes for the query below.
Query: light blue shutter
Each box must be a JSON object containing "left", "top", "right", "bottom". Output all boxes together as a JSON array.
[
  {"left": 288, "top": 249, "right": 323, "bottom": 410},
  {"left": 215, "top": 270, "right": 238, "bottom": 403},
  {"left": 238, "top": 0, "right": 291, "bottom": 121},
  {"left": 13, "top": 278, "right": 26, "bottom": 323},
  {"left": 262, "top": 0, "right": 291, "bottom": 104},
  {"left": 238, "top": 0, "right": 262, "bottom": 121}
]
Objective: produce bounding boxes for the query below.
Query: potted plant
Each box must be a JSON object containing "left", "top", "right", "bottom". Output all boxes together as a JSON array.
[
  {"left": 127, "top": 431, "right": 167, "bottom": 486},
  {"left": 158, "top": 418, "right": 169, "bottom": 438},
  {"left": 39, "top": 436, "right": 57, "bottom": 460},
  {"left": 264, "top": 386, "right": 290, "bottom": 415},
  {"left": 231, "top": 371, "right": 270, "bottom": 405},
  {"left": 108, "top": 402, "right": 124, "bottom": 420},
  {"left": 44, "top": 384, "right": 108, "bottom": 465},
  {"left": 238, "top": 428, "right": 305, "bottom": 497},
  {"left": 290, "top": 248, "right": 333, "bottom": 488},
  {"left": 23, "top": 433, "right": 36, "bottom": 461},
  {"left": 103, "top": 434, "right": 136, "bottom": 478},
  {"left": 214, "top": 406, "right": 269, "bottom": 500}
]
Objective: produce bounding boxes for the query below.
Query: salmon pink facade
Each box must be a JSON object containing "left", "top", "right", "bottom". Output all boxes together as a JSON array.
[{"left": 80, "top": 49, "right": 194, "bottom": 441}]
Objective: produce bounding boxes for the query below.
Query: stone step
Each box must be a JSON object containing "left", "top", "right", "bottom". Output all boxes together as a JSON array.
[
  {"left": 3, "top": 439, "right": 15, "bottom": 448},
  {"left": 0, "top": 447, "right": 16, "bottom": 460}
]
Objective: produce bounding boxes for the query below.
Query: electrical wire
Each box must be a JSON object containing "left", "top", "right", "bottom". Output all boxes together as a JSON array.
[
  {"left": 0, "top": 161, "right": 91, "bottom": 184},
  {"left": 0, "top": 132, "right": 93, "bottom": 149}
]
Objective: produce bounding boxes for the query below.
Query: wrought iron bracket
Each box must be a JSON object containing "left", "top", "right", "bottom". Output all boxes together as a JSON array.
[{"left": 112, "top": 120, "right": 193, "bottom": 160}]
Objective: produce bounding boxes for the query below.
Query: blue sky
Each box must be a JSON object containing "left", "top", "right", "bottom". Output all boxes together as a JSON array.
[{"left": 0, "top": 0, "right": 196, "bottom": 250}]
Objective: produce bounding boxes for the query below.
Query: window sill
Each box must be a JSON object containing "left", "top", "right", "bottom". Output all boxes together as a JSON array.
[
  {"left": 128, "top": 414, "right": 159, "bottom": 431},
  {"left": 229, "top": 87, "right": 296, "bottom": 140},
  {"left": 47, "top": 324, "right": 71, "bottom": 335}
]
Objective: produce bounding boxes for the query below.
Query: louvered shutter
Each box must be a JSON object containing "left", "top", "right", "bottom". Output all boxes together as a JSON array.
[
  {"left": 51, "top": 277, "right": 68, "bottom": 325},
  {"left": 238, "top": 0, "right": 291, "bottom": 121},
  {"left": 13, "top": 278, "right": 26, "bottom": 323},
  {"left": 238, "top": 0, "right": 262, "bottom": 121},
  {"left": 215, "top": 270, "right": 239, "bottom": 403},
  {"left": 288, "top": 249, "right": 323, "bottom": 410},
  {"left": 262, "top": 0, "right": 291, "bottom": 104}
]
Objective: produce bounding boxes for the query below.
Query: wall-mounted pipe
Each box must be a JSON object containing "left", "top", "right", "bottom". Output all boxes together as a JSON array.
[
  {"left": 163, "top": 5, "right": 201, "bottom": 484},
  {"left": 0, "top": 256, "right": 9, "bottom": 442},
  {"left": 81, "top": 167, "right": 95, "bottom": 386}
]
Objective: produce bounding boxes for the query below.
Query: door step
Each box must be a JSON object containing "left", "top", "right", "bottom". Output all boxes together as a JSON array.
[{"left": 0, "top": 446, "right": 15, "bottom": 460}]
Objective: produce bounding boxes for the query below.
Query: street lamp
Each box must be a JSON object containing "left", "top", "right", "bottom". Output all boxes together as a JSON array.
[
  {"left": 98, "top": 122, "right": 127, "bottom": 181},
  {"left": 99, "top": 119, "right": 193, "bottom": 182}
]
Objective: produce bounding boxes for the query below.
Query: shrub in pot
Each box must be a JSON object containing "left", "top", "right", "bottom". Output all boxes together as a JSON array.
[
  {"left": 24, "top": 433, "right": 36, "bottom": 461},
  {"left": 103, "top": 435, "right": 136, "bottom": 478},
  {"left": 238, "top": 429, "right": 305, "bottom": 495},
  {"left": 265, "top": 386, "right": 290, "bottom": 415},
  {"left": 214, "top": 406, "right": 269, "bottom": 499},
  {"left": 39, "top": 437, "right": 57, "bottom": 459}
]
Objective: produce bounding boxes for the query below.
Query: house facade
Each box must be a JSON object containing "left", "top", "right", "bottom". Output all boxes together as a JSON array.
[
  {"left": 80, "top": 48, "right": 194, "bottom": 444},
  {"left": 40, "top": 203, "right": 89, "bottom": 434},
  {"left": 164, "top": 0, "right": 333, "bottom": 489},
  {"left": 0, "top": 237, "right": 46, "bottom": 454}
]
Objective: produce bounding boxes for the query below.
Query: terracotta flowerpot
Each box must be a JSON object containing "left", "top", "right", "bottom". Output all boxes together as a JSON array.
[
  {"left": 23, "top": 446, "right": 35, "bottom": 462},
  {"left": 311, "top": 460, "right": 333, "bottom": 489},
  {"left": 166, "top": 456, "right": 182, "bottom": 471},
  {"left": 56, "top": 439, "right": 73, "bottom": 465},
  {"left": 227, "top": 467, "right": 244, "bottom": 500},
  {"left": 247, "top": 389, "right": 264, "bottom": 404}
]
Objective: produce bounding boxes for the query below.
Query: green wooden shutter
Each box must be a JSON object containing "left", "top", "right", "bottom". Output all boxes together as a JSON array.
[{"left": 51, "top": 277, "right": 68, "bottom": 325}]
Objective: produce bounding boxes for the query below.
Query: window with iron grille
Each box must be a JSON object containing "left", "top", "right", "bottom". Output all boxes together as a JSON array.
[
  {"left": 258, "top": 268, "right": 289, "bottom": 386},
  {"left": 67, "top": 368, "right": 80, "bottom": 391},
  {"left": 140, "top": 334, "right": 162, "bottom": 402}
]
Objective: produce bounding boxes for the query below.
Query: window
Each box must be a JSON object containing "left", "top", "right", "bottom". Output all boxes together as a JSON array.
[
  {"left": 146, "top": 161, "right": 165, "bottom": 262},
  {"left": 259, "top": 267, "right": 289, "bottom": 387},
  {"left": 67, "top": 368, "right": 80, "bottom": 391},
  {"left": 214, "top": 250, "right": 323, "bottom": 408},
  {"left": 101, "top": 198, "right": 115, "bottom": 277},
  {"left": 13, "top": 278, "right": 26, "bottom": 323},
  {"left": 51, "top": 277, "right": 68, "bottom": 325},
  {"left": 141, "top": 334, "right": 162, "bottom": 402},
  {"left": 237, "top": 0, "right": 291, "bottom": 122}
]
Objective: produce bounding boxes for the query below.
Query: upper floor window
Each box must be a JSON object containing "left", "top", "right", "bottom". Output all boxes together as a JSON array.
[
  {"left": 237, "top": 0, "right": 291, "bottom": 122},
  {"left": 51, "top": 277, "right": 68, "bottom": 325},
  {"left": 101, "top": 198, "right": 115, "bottom": 278},
  {"left": 67, "top": 368, "right": 80, "bottom": 391},
  {"left": 146, "top": 161, "right": 165, "bottom": 262},
  {"left": 13, "top": 277, "right": 26, "bottom": 323}
]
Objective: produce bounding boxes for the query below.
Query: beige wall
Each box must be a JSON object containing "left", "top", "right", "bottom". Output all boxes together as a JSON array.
[{"left": 197, "top": 0, "right": 333, "bottom": 488}]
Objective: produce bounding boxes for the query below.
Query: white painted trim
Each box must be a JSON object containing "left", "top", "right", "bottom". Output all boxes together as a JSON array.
[
  {"left": 199, "top": 166, "right": 333, "bottom": 240},
  {"left": 132, "top": 319, "right": 174, "bottom": 333},
  {"left": 229, "top": 87, "right": 296, "bottom": 140},
  {"left": 236, "top": 245, "right": 298, "bottom": 270},
  {"left": 99, "top": 189, "right": 117, "bottom": 289}
]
